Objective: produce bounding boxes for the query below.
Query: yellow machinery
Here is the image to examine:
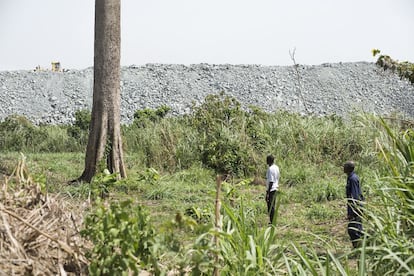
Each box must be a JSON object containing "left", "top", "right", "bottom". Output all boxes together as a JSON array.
[
  {"left": 34, "top": 62, "right": 62, "bottom": 72},
  {"left": 51, "top": 61, "right": 61, "bottom": 72}
]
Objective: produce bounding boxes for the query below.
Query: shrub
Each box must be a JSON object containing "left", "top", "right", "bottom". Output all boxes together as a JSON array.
[
  {"left": 0, "top": 115, "right": 47, "bottom": 151},
  {"left": 245, "top": 105, "right": 272, "bottom": 151},
  {"left": 191, "top": 93, "right": 258, "bottom": 176},
  {"left": 73, "top": 109, "right": 91, "bottom": 131},
  {"left": 133, "top": 105, "right": 171, "bottom": 127},
  {"left": 200, "top": 126, "right": 251, "bottom": 176},
  {"left": 67, "top": 109, "right": 90, "bottom": 147},
  {"left": 373, "top": 49, "right": 414, "bottom": 84},
  {"left": 81, "top": 200, "right": 160, "bottom": 275}
]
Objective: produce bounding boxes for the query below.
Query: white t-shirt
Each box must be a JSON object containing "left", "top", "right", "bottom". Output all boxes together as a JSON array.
[{"left": 266, "top": 164, "right": 280, "bottom": 192}]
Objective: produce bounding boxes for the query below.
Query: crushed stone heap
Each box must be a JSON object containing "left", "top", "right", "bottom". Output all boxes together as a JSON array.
[{"left": 0, "top": 62, "right": 413, "bottom": 125}]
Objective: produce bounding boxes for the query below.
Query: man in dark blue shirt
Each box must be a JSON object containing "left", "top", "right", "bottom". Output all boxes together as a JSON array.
[{"left": 344, "top": 161, "right": 364, "bottom": 248}]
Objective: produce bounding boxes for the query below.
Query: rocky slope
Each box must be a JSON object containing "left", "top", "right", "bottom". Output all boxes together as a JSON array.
[{"left": 0, "top": 62, "right": 413, "bottom": 125}]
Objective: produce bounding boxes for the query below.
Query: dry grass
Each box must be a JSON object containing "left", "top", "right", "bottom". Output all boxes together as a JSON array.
[{"left": 0, "top": 155, "right": 89, "bottom": 275}]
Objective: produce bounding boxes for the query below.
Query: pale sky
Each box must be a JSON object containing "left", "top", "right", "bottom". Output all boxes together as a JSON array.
[{"left": 0, "top": 0, "right": 413, "bottom": 71}]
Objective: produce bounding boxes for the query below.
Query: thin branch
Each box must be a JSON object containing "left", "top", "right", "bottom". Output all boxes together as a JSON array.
[
  {"left": 213, "top": 175, "right": 222, "bottom": 276},
  {"left": 289, "top": 48, "right": 309, "bottom": 113},
  {"left": 1, "top": 209, "right": 27, "bottom": 259}
]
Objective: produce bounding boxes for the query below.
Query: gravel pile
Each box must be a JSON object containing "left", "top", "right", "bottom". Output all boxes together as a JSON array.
[{"left": 0, "top": 61, "right": 413, "bottom": 125}]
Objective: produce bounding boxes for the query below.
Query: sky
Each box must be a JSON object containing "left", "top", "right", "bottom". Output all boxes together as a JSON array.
[{"left": 0, "top": 0, "right": 413, "bottom": 71}]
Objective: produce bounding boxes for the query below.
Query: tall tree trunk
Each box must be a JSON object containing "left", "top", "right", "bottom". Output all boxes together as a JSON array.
[{"left": 78, "top": 0, "right": 126, "bottom": 183}]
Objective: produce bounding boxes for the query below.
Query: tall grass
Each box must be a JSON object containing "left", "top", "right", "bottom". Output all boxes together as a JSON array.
[
  {"left": 357, "top": 118, "right": 414, "bottom": 274},
  {"left": 123, "top": 118, "right": 200, "bottom": 171},
  {"left": 0, "top": 93, "right": 379, "bottom": 177}
]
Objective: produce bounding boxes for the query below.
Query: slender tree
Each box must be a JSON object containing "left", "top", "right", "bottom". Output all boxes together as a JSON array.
[{"left": 78, "top": 0, "right": 126, "bottom": 182}]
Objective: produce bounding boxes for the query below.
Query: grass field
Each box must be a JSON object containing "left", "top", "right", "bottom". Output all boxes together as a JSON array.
[
  {"left": 1, "top": 95, "right": 413, "bottom": 274},
  {"left": 0, "top": 148, "right": 388, "bottom": 274}
]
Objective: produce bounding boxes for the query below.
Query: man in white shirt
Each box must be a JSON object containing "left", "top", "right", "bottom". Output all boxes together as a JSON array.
[{"left": 266, "top": 155, "right": 280, "bottom": 225}]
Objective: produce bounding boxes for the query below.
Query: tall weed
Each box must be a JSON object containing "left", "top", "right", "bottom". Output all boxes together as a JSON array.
[{"left": 354, "top": 118, "right": 414, "bottom": 274}]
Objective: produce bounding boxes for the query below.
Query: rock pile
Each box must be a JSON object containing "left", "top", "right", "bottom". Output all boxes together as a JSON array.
[{"left": 0, "top": 62, "right": 413, "bottom": 125}]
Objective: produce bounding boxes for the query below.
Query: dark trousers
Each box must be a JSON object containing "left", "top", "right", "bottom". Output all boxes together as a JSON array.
[
  {"left": 267, "top": 191, "right": 277, "bottom": 224},
  {"left": 348, "top": 217, "right": 363, "bottom": 248}
]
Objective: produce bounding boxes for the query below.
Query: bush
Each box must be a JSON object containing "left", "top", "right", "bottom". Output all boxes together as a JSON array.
[
  {"left": 0, "top": 115, "right": 47, "bottom": 151},
  {"left": 373, "top": 49, "right": 414, "bottom": 84},
  {"left": 0, "top": 114, "right": 91, "bottom": 152},
  {"left": 67, "top": 109, "right": 90, "bottom": 147},
  {"left": 245, "top": 106, "right": 272, "bottom": 151},
  {"left": 191, "top": 93, "right": 258, "bottom": 176},
  {"left": 133, "top": 105, "right": 171, "bottom": 127},
  {"left": 81, "top": 200, "right": 160, "bottom": 275}
]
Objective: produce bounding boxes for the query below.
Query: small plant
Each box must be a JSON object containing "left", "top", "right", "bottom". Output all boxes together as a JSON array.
[
  {"left": 90, "top": 169, "right": 118, "bottom": 199},
  {"left": 66, "top": 168, "right": 119, "bottom": 200},
  {"left": 185, "top": 206, "right": 212, "bottom": 224},
  {"left": 218, "top": 200, "right": 284, "bottom": 275},
  {"left": 137, "top": 168, "right": 160, "bottom": 185},
  {"left": 308, "top": 181, "right": 342, "bottom": 203},
  {"left": 81, "top": 200, "right": 160, "bottom": 275}
]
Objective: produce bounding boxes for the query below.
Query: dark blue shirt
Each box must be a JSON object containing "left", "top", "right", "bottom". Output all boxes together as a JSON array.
[{"left": 346, "top": 172, "right": 364, "bottom": 218}]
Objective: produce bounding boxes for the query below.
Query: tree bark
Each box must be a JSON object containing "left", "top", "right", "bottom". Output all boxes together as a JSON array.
[{"left": 78, "top": 0, "right": 126, "bottom": 183}]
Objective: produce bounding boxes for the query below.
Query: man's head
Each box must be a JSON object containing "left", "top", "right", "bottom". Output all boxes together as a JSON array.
[
  {"left": 266, "top": 155, "right": 274, "bottom": 166},
  {"left": 343, "top": 161, "right": 355, "bottom": 174}
]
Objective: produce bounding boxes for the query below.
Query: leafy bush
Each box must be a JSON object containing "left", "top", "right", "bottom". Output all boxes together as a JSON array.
[
  {"left": 67, "top": 109, "right": 91, "bottom": 146},
  {"left": 373, "top": 49, "right": 414, "bottom": 84},
  {"left": 0, "top": 115, "right": 47, "bottom": 151},
  {"left": 81, "top": 200, "right": 160, "bottom": 275},
  {"left": 0, "top": 114, "right": 91, "bottom": 152},
  {"left": 90, "top": 170, "right": 119, "bottom": 199},
  {"left": 245, "top": 106, "right": 272, "bottom": 151},
  {"left": 74, "top": 109, "right": 91, "bottom": 131},
  {"left": 191, "top": 93, "right": 258, "bottom": 176},
  {"left": 137, "top": 167, "right": 160, "bottom": 185},
  {"left": 200, "top": 126, "right": 251, "bottom": 176},
  {"left": 1, "top": 93, "right": 377, "bottom": 177},
  {"left": 133, "top": 105, "right": 171, "bottom": 127}
]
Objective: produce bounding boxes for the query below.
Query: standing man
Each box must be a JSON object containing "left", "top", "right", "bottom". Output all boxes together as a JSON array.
[
  {"left": 266, "top": 155, "right": 280, "bottom": 225},
  {"left": 344, "top": 161, "right": 364, "bottom": 248}
]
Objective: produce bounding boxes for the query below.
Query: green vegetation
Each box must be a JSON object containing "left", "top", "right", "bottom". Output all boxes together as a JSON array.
[
  {"left": 81, "top": 199, "right": 160, "bottom": 275},
  {"left": 1, "top": 93, "right": 413, "bottom": 274},
  {"left": 373, "top": 49, "right": 414, "bottom": 84},
  {"left": 67, "top": 109, "right": 91, "bottom": 146}
]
